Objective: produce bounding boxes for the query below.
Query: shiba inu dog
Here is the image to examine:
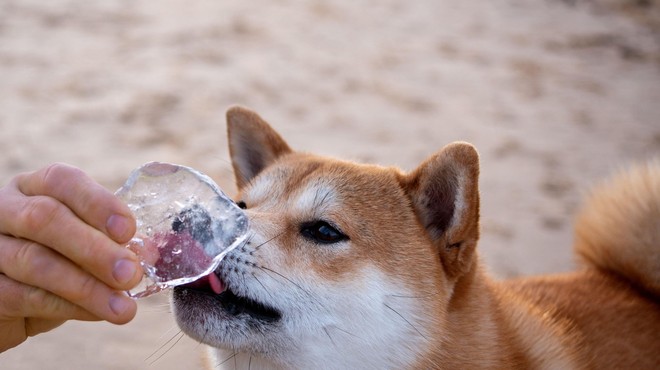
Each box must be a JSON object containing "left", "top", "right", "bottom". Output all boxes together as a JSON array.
[{"left": 172, "top": 107, "right": 659, "bottom": 369}]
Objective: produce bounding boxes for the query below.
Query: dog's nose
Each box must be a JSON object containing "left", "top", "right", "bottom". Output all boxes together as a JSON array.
[{"left": 172, "top": 205, "right": 214, "bottom": 245}]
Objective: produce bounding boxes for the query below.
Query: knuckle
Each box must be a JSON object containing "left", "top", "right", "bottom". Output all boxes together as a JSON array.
[
  {"left": 17, "top": 196, "right": 61, "bottom": 235},
  {"left": 41, "top": 163, "right": 103, "bottom": 228},
  {"left": 12, "top": 240, "right": 44, "bottom": 278},
  {"left": 75, "top": 231, "right": 107, "bottom": 270},
  {"left": 72, "top": 187, "right": 98, "bottom": 225},
  {"left": 41, "top": 163, "right": 81, "bottom": 192},
  {"left": 9, "top": 241, "right": 62, "bottom": 291},
  {"left": 71, "top": 272, "right": 100, "bottom": 304},
  {"left": 23, "top": 285, "right": 53, "bottom": 312},
  {"left": 10, "top": 170, "right": 31, "bottom": 187},
  {"left": 23, "top": 286, "right": 70, "bottom": 323}
]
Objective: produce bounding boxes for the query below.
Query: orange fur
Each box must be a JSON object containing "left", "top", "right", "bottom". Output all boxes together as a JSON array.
[
  {"left": 174, "top": 107, "right": 659, "bottom": 369},
  {"left": 574, "top": 161, "right": 660, "bottom": 296}
]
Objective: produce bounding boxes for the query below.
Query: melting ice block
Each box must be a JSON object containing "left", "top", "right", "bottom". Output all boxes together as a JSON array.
[{"left": 115, "top": 162, "right": 248, "bottom": 298}]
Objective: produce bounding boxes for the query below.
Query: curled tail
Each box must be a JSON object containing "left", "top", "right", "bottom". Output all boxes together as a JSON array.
[{"left": 574, "top": 160, "right": 660, "bottom": 297}]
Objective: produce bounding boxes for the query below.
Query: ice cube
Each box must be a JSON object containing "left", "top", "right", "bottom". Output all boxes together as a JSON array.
[{"left": 115, "top": 162, "right": 248, "bottom": 298}]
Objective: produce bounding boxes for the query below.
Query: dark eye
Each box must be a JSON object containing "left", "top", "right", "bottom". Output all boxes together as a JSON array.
[
  {"left": 236, "top": 200, "right": 247, "bottom": 209},
  {"left": 301, "top": 221, "right": 348, "bottom": 244}
]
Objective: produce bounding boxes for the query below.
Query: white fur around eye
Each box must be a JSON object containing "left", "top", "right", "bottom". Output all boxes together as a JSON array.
[
  {"left": 245, "top": 171, "right": 285, "bottom": 207},
  {"left": 292, "top": 181, "right": 337, "bottom": 216}
]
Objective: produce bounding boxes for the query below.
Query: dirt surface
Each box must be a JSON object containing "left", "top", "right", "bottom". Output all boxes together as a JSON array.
[{"left": 1, "top": 0, "right": 658, "bottom": 369}]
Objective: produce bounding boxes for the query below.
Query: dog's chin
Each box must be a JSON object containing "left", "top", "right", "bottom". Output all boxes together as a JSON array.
[{"left": 171, "top": 272, "right": 283, "bottom": 349}]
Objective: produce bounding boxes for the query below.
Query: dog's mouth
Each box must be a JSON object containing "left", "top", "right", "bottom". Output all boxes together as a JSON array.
[{"left": 175, "top": 271, "right": 282, "bottom": 323}]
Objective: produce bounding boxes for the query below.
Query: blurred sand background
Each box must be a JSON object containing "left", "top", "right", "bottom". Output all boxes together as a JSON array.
[{"left": 0, "top": 0, "right": 658, "bottom": 369}]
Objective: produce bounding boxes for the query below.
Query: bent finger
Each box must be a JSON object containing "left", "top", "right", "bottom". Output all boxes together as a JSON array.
[
  {"left": 0, "top": 274, "right": 98, "bottom": 322},
  {"left": 25, "top": 318, "right": 68, "bottom": 338},
  {"left": 0, "top": 236, "right": 137, "bottom": 324},
  {"left": 14, "top": 163, "right": 136, "bottom": 243},
  {"left": 0, "top": 193, "right": 141, "bottom": 291}
]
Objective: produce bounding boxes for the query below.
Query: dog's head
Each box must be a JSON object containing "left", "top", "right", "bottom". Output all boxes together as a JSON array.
[{"left": 172, "top": 107, "right": 480, "bottom": 369}]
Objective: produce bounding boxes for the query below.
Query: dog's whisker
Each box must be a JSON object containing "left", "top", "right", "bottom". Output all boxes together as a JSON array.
[
  {"left": 252, "top": 273, "right": 275, "bottom": 300},
  {"left": 383, "top": 303, "right": 428, "bottom": 341},
  {"left": 253, "top": 231, "right": 285, "bottom": 251},
  {"left": 317, "top": 188, "right": 333, "bottom": 210},
  {"left": 145, "top": 329, "right": 181, "bottom": 361},
  {"left": 311, "top": 186, "right": 333, "bottom": 210},
  {"left": 146, "top": 331, "right": 186, "bottom": 365},
  {"left": 257, "top": 265, "right": 319, "bottom": 303},
  {"left": 235, "top": 232, "right": 257, "bottom": 252},
  {"left": 196, "top": 327, "right": 210, "bottom": 348},
  {"left": 325, "top": 324, "right": 364, "bottom": 341},
  {"left": 323, "top": 326, "right": 338, "bottom": 348},
  {"left": 387, "top": 291, "right": 440, "bottom": 300},
  {"left": 216, "top": 350, "right": 238, "bottom": 368},
  {"left": 141, "top": 308, "right": 173, "bottom": 314},
  {"left": 243, "top": 232, "right": 257, "bottom": 245},
  {"left": 141, "top": 302, "right": 174, "bottom": 314}
]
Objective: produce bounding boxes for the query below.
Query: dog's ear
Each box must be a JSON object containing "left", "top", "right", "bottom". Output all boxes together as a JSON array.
[
  {"left": 226, "top": 106, "right": 292, "bottom": 189},
  {"left": 401, "top": 142, "right": 480, "bottom": 280}
]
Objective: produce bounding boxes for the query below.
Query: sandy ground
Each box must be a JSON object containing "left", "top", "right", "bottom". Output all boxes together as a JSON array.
[{"left": 0, "top": 0, "right": 658, "bottom": 369}]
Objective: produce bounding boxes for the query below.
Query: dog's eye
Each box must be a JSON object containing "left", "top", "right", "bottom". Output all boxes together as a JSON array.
[
  {"left": 300, "top": 221, "right": 348, "bottom": 244},
  {"left": 236, "top": 200, "right": 247, "bottom": 209}
]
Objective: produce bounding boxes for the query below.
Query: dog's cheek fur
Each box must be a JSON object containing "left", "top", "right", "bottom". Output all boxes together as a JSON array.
[{"left": 231, "top": 158, "right": 451, "bottom": 368}]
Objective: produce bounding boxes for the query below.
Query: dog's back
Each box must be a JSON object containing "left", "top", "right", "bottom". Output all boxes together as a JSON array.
[{"left": 504, "top": 162, "right": 660, "bottom": 369}]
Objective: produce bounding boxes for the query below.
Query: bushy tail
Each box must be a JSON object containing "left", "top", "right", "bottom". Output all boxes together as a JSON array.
[{"left": 574, "top": 160, "right": 660, "bottom": 297}]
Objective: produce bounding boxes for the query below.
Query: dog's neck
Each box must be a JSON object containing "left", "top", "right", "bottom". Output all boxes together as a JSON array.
[
  {"left": 422, "top": 259, "right": 582, "bottom": 369},
  {"left": 422, "top": 260, "right": 527, "bottom": 368}
]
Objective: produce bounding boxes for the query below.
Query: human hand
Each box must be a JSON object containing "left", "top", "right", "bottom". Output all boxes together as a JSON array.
[{"left": 0, "top": 164, "right": 142, "bottom": 352}]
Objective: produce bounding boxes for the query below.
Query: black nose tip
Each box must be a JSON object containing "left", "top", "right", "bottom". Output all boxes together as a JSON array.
[{"left": 172, "top": 205, "right": 213, "bottom": 244}]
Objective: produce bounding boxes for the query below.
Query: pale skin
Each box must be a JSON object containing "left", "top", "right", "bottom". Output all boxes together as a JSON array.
[{"left": 0, "top": 163, "right": 142, "bottom": 352}]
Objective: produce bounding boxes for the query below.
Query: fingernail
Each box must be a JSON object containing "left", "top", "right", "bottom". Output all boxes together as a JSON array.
[
  {"left": 109, "top": 293, "right": 134, "bottom": 316},
  {"left": 113, "top": 258, "right": 138, "bottom": 285},
  {"left": 106, "top": 214, "right": 132, "bottom": 242}
]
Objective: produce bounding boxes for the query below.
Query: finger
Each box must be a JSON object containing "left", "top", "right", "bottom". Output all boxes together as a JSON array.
[
  {"left": 0, "top": 274, "right": 98, "bottom": 322},
  {"left": 0, "top": 317, "right": 69, "bottom": 352},
  {"left": 0, "top": 236, "right": 137, "bottom": 324},
  {"left": 24, "top": 318, "right": 67, "bottom": 338},
  {"left": 0, "top": 192, "right": 141, "bottom": 291},
  {"left": 14, "top": 163, "right": 136, "bottom": 243},
  {"left": 128, "top": 237, "right": 160, "bottom": 266}
]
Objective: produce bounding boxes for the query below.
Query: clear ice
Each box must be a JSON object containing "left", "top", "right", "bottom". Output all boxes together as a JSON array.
[{"left": 115, "top": 162, "right": 248, "bottom": 298}]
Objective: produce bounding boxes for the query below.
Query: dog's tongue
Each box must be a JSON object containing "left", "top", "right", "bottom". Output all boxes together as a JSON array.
[
  {"left": 184, "top": 272, "right": 225, "bottom": 294},
  {"left": 208, "top": 272, "right": 224, "bottom": 294}
]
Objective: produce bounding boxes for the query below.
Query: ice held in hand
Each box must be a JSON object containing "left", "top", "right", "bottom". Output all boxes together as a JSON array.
[{"left": 115, "top": 162, "right": 248, "bottom": 298}]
